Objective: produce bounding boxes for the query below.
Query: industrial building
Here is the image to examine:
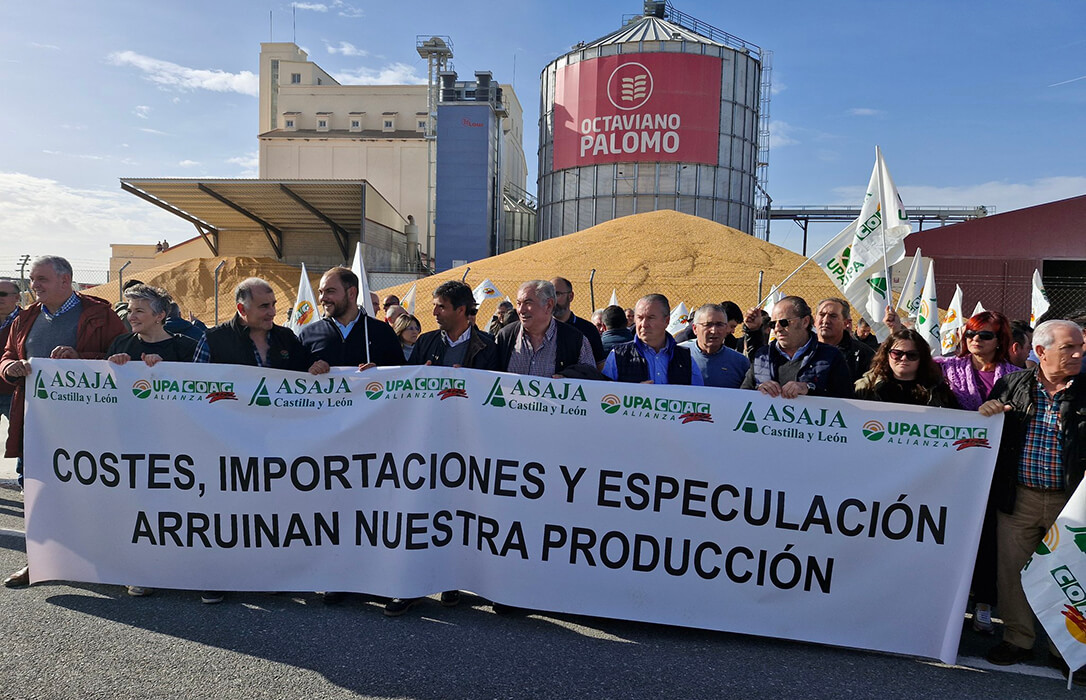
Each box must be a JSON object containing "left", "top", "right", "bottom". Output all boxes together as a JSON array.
[
  {"left": 117, "top": 40, "right": 529, "bottom": 282},
  {"left": 538, "top": 1, "right": 770, "bottom": 239}
]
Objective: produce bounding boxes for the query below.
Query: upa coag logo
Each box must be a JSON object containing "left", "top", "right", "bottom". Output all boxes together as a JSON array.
[
  {"left": 482, "top": 377, "right": 587, "bottom": 416},
  {"left": 248, "top": 375, "right": 353, "bottom": 410},
  {"left": 607, "top": 62, "right": 653, "bottom": 111},
  {"left": 601, "top": 391, "right": 712, "bottom": 424},
  {"left": 862, "top": 420, "right": 885, "bottom": 441},
  {"left": 370, "top": 376, "right": 467, "bottom": 401},
  {"left": 1046, "top": 566, "right": 1086, "bottom": 646},
  {"left": 734, "top": 401, "right": 846, "bottom": 443},
  {"left": 131, "top": 378, "right": 236, "bottom": 403},
  {"left": 600, "top": 394, "right": 621, "bottom": 414},
  {"left": 877, "top": 420, "right": 990, "bottom": 450},
  {"left": 32, "top": 369, "right": 118, "bottom": 405}
]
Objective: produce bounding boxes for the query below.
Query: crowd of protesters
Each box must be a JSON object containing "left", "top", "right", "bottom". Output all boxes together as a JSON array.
[{"left": 1, "top": 255, "right": 1085, "bottom": 677}]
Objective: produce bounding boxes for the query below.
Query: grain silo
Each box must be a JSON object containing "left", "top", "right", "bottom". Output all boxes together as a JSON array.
[{"left": 538, "top": 1, "right": 766, "bottom": 239}]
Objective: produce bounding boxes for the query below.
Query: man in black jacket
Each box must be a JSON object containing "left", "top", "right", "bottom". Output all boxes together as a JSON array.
[
  {"left": 980, "top": 319, "right": 1086, "bottom": 672},
  {"left": 814, "top": 297, "right": 874, "bottom": 382},
  {"left": 195, "top": 277, "right": 316, "bottom": 372},
  {"left": 408, "top": 281, "right": 497, "bottom": 370},
  {"left": 299, "top": 267, "right": 402, "bottom": 369},
  {"left": 496, "top": 280, "right": 595, "bottom": 377},
  {"left": 551, "top": 276, "right": 605, "bottom": 365}
]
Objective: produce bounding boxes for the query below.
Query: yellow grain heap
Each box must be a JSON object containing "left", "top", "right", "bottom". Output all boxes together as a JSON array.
[
  {"left": 87, "top": 256, "right": 319, "bottom": 326},
  {"left": 378, "top": 209, "right": 843, "bottom": 331}
]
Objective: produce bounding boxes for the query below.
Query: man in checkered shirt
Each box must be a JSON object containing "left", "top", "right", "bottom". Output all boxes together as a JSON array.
[{"left": 979, "top": 319, "right": 1086, "bottom": 673}]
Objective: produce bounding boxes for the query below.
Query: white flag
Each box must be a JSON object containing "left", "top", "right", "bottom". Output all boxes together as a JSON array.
[
  {"left": 401, "top": 283, "right": 417, "bottom": 315},
  {"left": 472, "top": 279, "right": 504, "bottom": 305},
  {"left": 916, "top": 260, "right": 941, "bottom": 352},
  {"left": 896, "top": 247, "right": 924, "bottom": 319},
  {"left": 350, "top": 242, "right": 376, "bottom": 318},
  {"left": 939, "top": 285, "right": 964, "bottom": 356},
  {"left": 810, "top": 218, "right": 860, "bottom": 293},
  {"left": 286, "top": 262, "right": 319, "bottom": 336},
  {"left": 609, "top": 289, "right": 619, "bottom": 307},
  {"left": 1032, "top": 269, "right": 1050, "bottom": 326},
  {"left": 839, "top": 150, "right": 912, "bottom": 294},
  {"left": 764, "top": 285, "right": 783, "bottom": 310},
  {"left": 1023, "top": 478, "right": 1086, "bottom": 676},
  {"left": 971, "top": 301, "right": 986, "bottom": 318},
  {"left": 666, "top": 302, "right": 690, "bottom": 336}
]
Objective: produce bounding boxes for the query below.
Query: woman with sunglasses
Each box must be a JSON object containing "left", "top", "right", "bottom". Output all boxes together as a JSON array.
[
  {"left": 854, "top": 329, "right": 958, "bottom": 407},
  {"left": 934, "top": 311, "right": 1020, "bottom": 412}
]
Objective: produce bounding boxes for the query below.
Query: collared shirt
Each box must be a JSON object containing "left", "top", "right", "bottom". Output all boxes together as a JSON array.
[
  {"left": 332, "top": 312, "right": 360, "bottom": 340},
  {"left": 41, "top": 292, "right": 80, "bottom": 321},
  {"left": 0, "top": 307, "right": 19, "bottom": 332},
  {"left": 680, "top": 339, "right": 748, "bottom": 389},
  {"left": 193, "top": 329, "right": 276, "bottom": 367},
  {"left": 775, "top": 333, "right": 814, "bottom": 361},
  {"left": 506, "top": 318, "right": 594, "bottom": 377},
  {"left": 602, "top": 336, "right": 705, "bottom": 386},
  {"left": 442, "top": 326, "right": 471, "bottom": 348},
  {"left": 1018, "top": 379, "right": 1070, "bottom": 489}
]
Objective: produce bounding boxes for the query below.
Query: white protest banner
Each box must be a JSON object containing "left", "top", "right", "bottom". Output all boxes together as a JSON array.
[
  {"left": 1023, "top": 479, "right": 1086, "bottom": 674},
  {"left": 24, "top": 360, "right": 1001, "bottom": 663},
  {"left": 896, "top": 247, "right": 924, "bottom": 319},
  {"left": 472, "top": 279, "right": 504, "bottom": 305},
  {"left": 939, "top": 285, "right": 964, "bottom": 356}
]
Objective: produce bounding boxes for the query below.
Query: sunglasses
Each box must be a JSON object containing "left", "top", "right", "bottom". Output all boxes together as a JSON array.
[
  {"left": 768, "top": 317, "right": 799, "bottom": 329},
  {"left": 0, "top": 291, "right": 16, "bottom": 297},
  {"left": 964, "top": 330, "right": 996, "bottom": 341},
  {"left": 889, "top": 349, "right": 920, "bottom": 362}
]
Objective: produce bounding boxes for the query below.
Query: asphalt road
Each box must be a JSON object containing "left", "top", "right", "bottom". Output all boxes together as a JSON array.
[{"left": 0, "top": 468, "right": 1079, "bottom": 700}]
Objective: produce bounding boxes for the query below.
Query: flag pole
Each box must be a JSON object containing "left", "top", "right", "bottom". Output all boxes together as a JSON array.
[{"left": 875, "top": 146, "right": 891, "bottom": 307}]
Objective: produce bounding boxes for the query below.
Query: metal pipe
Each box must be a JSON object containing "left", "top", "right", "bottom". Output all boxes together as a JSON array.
[
  {"left": 214, "top": 260, "right": 226, "bottom": 325},
  {"left": 757, "top": 270, "right": 764, "bottom": 304},
  {"left": 588, "top": 269, "right": 596, "bottom": 310},
  {"left": 461, "top": 266, "right": 470, "bottom": 283},
  {"left": 118, "top": 261, "right": 132, "bottom": 300}
]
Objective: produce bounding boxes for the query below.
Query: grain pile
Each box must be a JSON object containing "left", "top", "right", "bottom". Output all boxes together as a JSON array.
[
  {"left": 87, "top": 256, "right": 319, "bottom": 326},
  {"left": 378, "top": 209, "right": 844, "bottom": 332}
]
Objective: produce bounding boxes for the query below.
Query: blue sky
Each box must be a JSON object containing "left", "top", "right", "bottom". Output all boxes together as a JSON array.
[{"left": 1, "top": 0, "right": 1083, "bottom": 277}]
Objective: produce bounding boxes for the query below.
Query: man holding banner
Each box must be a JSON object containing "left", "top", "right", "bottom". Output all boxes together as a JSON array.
[
  {"left": 978, "top": 320, "right": 1086, "bottom": 671},
  {"left": 300, "top": 268, "right": 402, "bottom": 369}
]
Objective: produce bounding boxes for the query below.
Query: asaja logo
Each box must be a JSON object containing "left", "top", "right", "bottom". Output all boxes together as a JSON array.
[
  {"left": 607, "top": 62, "right": 653, "bottom": 111},
  {"left": 34, "top": 373, "right": 47, "bottom": 400},
  {"left": 601, "top": 394, "right": 621, "bottom": 414},
  {"left": 365, "top": 382, "right": 384, "bottom": 400},
  {"left": 733, "top": 401, "right": 847, "bottom": 443},
  {"left": 132, "top": 380, "right": 152, "bottom": 399},
  {"left": 862, "top": 420, "right": 885, "bottom": 441},
  {"left": 294, "top": 300, "right": 315, "bottom": 325},
  {"left": 33, "top": 369, "right": 118, "bottom": 404},
  {"left": 482, "top": 377, "right": 587, "bottom": 416},
  {"left": 248, "top": 375, "right": 353, "bottom": 409}
]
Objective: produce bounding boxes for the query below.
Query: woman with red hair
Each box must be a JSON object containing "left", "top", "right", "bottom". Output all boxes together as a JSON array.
[{"left": 935, "top": 311, "right": 1021, "bottom": 411}]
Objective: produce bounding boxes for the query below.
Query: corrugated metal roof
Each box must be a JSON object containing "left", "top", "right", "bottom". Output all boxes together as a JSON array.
[{"left": 582, "top": 16, "right": 724, "bottom": 49}]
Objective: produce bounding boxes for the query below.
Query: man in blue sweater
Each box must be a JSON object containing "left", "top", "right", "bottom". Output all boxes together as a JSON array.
[{"left": 680, "top": 304, "right": 749, "bottom": 389}]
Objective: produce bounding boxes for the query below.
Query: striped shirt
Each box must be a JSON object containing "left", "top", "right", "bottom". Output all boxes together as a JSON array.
[{"left": 1017, "top": 380, "right": 1067, "bottom": 489}]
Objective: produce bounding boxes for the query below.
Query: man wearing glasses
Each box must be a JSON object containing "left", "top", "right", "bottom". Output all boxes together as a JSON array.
[
  {"left": 740, "top": 296, "right": 853, "bottom": 399},
  {"left": 679, "top": 303, "right": 749, "bottom": 389}
]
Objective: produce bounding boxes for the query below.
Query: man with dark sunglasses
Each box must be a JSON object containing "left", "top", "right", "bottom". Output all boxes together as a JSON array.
[
  {"left": 740, "top": 296, "right": 853, "bottom": 399},
  {"left": 0, "top": 278, "right": 23, "bottom": 453}
]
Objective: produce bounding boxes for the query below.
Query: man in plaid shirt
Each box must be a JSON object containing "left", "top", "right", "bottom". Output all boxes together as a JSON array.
[{"left": 979, "top": 319, "right": 1086, "bottom": 673}]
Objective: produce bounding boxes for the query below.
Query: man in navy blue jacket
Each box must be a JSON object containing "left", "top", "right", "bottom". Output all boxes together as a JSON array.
[{"left": 299, "top": 267, "right": 402, "bottom": 369}]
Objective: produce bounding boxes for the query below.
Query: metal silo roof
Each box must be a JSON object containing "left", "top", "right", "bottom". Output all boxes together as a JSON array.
[{"left": 582, "top": 16, "right": 725, "bottom": 49}]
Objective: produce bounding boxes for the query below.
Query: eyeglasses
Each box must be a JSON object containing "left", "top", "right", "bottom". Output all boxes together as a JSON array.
[
  {"left": 889, "top": 349, "right": 920, "bottom": 362},
  {"left": 768, "top": 317, "right": 799, "bottom": 329},
  {"left": 964, "top": 330, "right": 996, "bottom": 341},
  {"left": 698, "top": 321, "right": 729, "bottom": 329}
]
